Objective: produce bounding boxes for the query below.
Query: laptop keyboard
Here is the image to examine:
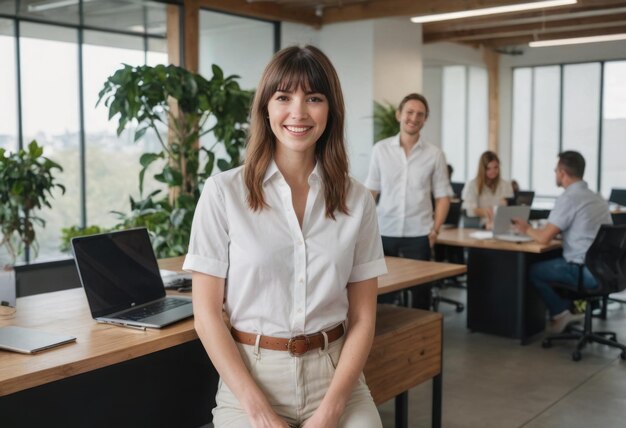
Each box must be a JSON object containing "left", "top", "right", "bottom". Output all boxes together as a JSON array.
[{"left": 117, "top": 299, "right": 188, "bottom": 321}]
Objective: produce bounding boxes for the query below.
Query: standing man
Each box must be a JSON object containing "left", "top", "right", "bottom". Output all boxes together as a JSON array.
[
  {"left": 365, "top": 93, "right": 451, "bottom": 309},
  {"left": 512, "top": 151, "right": 611, "bottom": 333}
]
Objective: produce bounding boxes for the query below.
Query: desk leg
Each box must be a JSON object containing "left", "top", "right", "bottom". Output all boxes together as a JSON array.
[
  {"left": 432, "top": 373, "right": 442, "bottom": 428},
  {"left": 395, "top": 392, "right": 408, "bottom": 428}
]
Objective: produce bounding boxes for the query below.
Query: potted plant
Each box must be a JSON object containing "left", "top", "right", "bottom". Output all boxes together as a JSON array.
[
  {"left": 0, "top": 140, "right": 65, "bottom": 265},
  {"left": 95, "top": 63, "right": 252, "bottom": 257},
  {"left": 373, "top": 100, "right": 399, "bottom": 142}
]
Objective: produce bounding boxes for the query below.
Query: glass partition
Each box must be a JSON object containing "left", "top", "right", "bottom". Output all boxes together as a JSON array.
[
  {"left": 562, "top": 63, "right": 601, "bottom": 191},
  {"left": 20, "top": 22, "right": 80, "bottom": 261},
  {"left": 601, "top": 61, "right": 626, "bottom": 198},
  {"left": 0, "top": 18, "right": 17, "bottom": 153}
]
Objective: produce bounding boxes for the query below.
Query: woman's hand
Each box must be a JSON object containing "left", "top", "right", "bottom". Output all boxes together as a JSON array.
[
  {"left": 301, "top": 406, "right": 341, "bottom": 428},
  {"left": 249, "top": 410, "right": 291, "bottom": 428}
]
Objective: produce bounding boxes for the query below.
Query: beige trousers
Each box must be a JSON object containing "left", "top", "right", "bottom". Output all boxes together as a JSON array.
[{"left": 212, "top": 336, "right": 382, "bottom": 428}]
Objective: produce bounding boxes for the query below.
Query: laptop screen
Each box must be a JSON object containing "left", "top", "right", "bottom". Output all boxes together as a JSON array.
[{"left": 72, "top": 228, "right": 165, "bottom": 318}]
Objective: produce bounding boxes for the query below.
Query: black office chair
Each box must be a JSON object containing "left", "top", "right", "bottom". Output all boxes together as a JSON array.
[
  {"left": 14, "top": 259, "right": 82, "bottom": 297},
  {"left": 541, "top": 224, "right": 626, "bottom": 361},
  {"left": 596, "top": 212, "right": 626, "bottom": 318},
  {"left": 432, "top": 200, "right": 465, "bottom": 313}
]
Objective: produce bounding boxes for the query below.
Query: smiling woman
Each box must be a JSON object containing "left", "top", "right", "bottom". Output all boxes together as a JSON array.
[{"left": 184, "top": 45, "right": 387, "bottom": 428}]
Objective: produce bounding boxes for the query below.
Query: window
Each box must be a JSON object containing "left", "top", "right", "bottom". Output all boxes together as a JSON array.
[
  {"left": 441, "top": 66, "right": 467, "bottom": 179},
  {"left": 83, "top": 31, "right": 167, "bottom": 230},
  {"left": 511, "top": 68, "right": 532, "bottom": 189},
  {"left": 601, "top": 61, "right": 626, "bottom": 197},
  {"left": 20, "top": 23, "right": 80, "bottom": 260},
  {"left": 531, "top": 66, "right": 560, "bottom": 197},
  {"left": 511, "top": 60, "right": 625, "bottom": 198},
  {"left": 0, "top": 18, "right": 17, "bottom": 153},
  {"left": 562, "top": 63, "right": 601, "bottom": 192},
  {"left": 1, "top": 1, "right": 177, "bottom": 263},
  {"left": 439, "top": 65, "right": 488, "bottom": 181}
]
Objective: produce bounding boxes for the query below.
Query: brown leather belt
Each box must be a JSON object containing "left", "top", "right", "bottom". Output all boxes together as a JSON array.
[{"left": 231, "top": 323, "right": 344, "bottom": 357}]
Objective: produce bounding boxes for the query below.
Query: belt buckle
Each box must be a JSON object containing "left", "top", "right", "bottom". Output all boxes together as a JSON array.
[{"left": 287, "top": 335, "right": 310, "bottom": 357}]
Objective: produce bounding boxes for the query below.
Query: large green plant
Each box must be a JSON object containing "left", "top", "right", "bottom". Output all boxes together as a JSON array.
[
  {"left": 0, "top": 140, "right": 65, "bottom": 264},
  {"left": 373, "top": 100, "right": 399, "bottom": 142},
  {"left": 95, "top": 63, "right": 252, "bottom": 257}
]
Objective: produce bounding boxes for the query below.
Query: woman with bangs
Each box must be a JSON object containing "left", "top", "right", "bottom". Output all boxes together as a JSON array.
[
  {"left": 184, "top": 45, "right": 386, "bottom": 427},
  {"left": 462, "top": 150, "right": 514, "bottom": 228}
]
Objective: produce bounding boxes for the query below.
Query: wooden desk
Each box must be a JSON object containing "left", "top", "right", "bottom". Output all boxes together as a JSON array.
[
  {"left": 0, "top": 256, "right": 465, "bottom": 428},
  {"left": 161, "top": 255, "right": 467, "bottom": 296},
  {"left": 437, "top": 228, "right": 561, "bottom": 344}
]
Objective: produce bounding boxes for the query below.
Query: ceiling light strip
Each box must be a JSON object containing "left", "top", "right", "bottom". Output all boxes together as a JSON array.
[
  {"left": 411, "top": 0, "right": 577, "bottom": 24},
  {"left": 529, "top": 33, "right": 626, "bottom": 47}
]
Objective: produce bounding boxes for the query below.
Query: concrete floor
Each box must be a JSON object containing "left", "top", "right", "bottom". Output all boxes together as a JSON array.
[{"left": 377, "top": 287, "right": 626, "bottom": 428}]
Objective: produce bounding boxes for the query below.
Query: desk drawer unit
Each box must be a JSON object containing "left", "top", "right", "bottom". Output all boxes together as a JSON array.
[{"left": 365, "top": 304, "right": 443, "bottom": 405}]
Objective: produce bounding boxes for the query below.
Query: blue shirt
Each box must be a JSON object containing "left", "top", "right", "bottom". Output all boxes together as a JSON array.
[{"left": 548, "top": 181, "right": 611, "bottom": 263}]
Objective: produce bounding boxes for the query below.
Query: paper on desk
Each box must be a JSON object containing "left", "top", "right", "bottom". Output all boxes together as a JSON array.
[{"left": 469, "top": 231, "right": 494, "bottom": 240}]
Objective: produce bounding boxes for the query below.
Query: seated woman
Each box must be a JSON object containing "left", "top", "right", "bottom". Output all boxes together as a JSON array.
[{"left": 462, "top": 151, "right": 513, "bottom": 228}]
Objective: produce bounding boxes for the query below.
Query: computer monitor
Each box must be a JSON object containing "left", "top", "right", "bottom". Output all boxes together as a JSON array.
[
  {"left": 515, "top": 191, "right": 535, "bottom": 206},
  {"left": 609, "top": 189, "right": 626, "bottom": 207},
  {"left": 508, "top": 190, "right": 535, "bottom": 207},
  {"left": 451, "top": 182, "right": 464, "bottom": 199}
]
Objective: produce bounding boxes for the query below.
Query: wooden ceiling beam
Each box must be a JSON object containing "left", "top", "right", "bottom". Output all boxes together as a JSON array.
[
  {"left": 423, "top": 0, "right": 626, "bottom": 32},
  {"left": 469, "top": 25, "right": 626, "bottom": 47},
  {"left": 424, "top": 13, "right": 626, "bottom": 43},
  {"left": 320, "top": 0, "right": 543, "bottom": 24},
  {"left": 196, "top": 0, "right": 321, "bottom": 26}
]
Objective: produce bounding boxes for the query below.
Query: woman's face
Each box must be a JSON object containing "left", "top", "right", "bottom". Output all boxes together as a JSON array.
[
  {"left": 485, "top": 160, "right": 500, "bottom": 180},
  {"left": 267, "top": 85, "right": 329, "bottom": 158}
]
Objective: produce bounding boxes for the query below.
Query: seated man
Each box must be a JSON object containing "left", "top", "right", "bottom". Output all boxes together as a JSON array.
[{"left": 512, "top": 151, "right": 612, "bottom": 333}]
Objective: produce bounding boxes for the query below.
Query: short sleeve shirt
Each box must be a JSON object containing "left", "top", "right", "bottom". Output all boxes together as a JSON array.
[
  {"left": 364, "top": 134, "right": 451, "bottom": 237},
  {"left": 548, "top": 181, "right": 612, "bottom": 263},
  {"left": 183, "top": 162, "right": 387, "bottom": 337}
]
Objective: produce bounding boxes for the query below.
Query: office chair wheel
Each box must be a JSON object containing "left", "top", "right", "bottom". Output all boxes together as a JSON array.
[
  {"left": 456, "top": 304, "right": 464, "bottom": 313},
  {"left": 542, "top": 339, "right": 552, "bottom": 349},
  {"left": 572, "top": 350, "right": 582, "bottom": 361}
]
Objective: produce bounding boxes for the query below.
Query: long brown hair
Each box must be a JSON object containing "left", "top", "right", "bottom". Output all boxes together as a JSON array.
[
  {"left": 476, "top": 151, "right": 501, "bottom": 195},
  {"left": 244, "top": 45, "right": 350, "bottom": 219}
]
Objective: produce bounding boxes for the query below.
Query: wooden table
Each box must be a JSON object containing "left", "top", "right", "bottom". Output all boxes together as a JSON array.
[
  {"left": 0, "top": 256, "right": 465, "bottom": 428},
  {"left": 437, "top": 228, "right": 561, "bottom": 344},
  {"left": 161, "top": 255, "right": 467, "bottom": 296}
]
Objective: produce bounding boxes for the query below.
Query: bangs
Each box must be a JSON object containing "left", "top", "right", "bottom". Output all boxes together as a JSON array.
[{"left": 271, "top": 53, "right": 331, "bottom": 96}]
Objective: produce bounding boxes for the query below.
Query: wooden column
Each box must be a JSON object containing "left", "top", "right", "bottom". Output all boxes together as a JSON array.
[
  {"left": 166, "top": 4, "right": 181, "bottom": 66},
  {"left": 483, "top": 48, "right": 500, "bottom": 153},
  {"left": 183, "top": 0, "right": 199, "bottom": 72}
]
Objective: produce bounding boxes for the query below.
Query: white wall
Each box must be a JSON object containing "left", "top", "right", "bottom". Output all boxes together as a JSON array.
[
  {"left": 373, "top": 18, "right": 423, "bottom": 104},
  {"left": 422, "top": 42, "right": 485, "bottom": 67},
  {"left": 199, "top": 12, "right": 275, "bottom": 90},
  {"left": 283, "top": 19, "right": 424, "bottom": 182}
]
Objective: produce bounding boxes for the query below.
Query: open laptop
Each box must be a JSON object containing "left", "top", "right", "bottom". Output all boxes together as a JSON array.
[
  {"left": 493, "top": 205, "right": 533, "bottom": 242},
  {"left": 71, "top": 228, "right": 193, "bottom": 329}
]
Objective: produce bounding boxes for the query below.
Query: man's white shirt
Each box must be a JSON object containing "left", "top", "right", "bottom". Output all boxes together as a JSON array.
[{"left": 365, "top": 134, "right": 450, "bottom": 237}]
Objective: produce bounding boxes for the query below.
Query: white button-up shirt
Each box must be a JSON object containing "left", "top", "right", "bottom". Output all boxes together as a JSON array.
[
  {"left": 364, "top": 134, "right": 451, "bottom": 237},
  {"left": 183, "top": 161, "right": 387, "bottom": 337}
]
